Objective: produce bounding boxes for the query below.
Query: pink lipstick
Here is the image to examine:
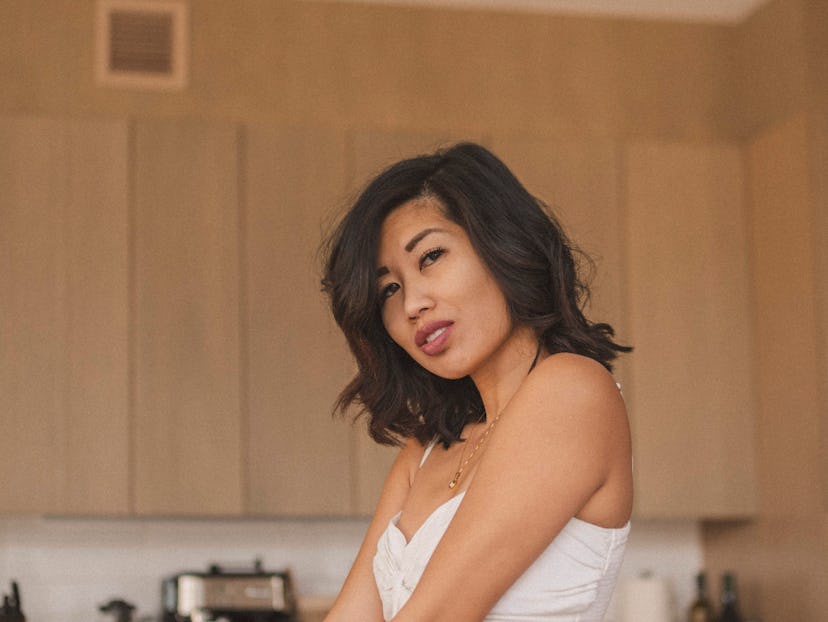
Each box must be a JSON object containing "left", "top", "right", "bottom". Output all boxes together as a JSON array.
[{"left": 415, "top": 321, "right": 453, "bottom": 355}]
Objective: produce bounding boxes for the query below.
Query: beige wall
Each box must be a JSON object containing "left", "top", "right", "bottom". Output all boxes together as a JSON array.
[
  {"left": 0, "top": 0, "right": 738, "bottom": 140},
  {"left": 730, "top": 0, "right": 811, "bottom": 136}
]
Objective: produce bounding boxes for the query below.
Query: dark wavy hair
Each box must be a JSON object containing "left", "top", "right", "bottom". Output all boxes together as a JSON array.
[{"left": 321, "top": 142, "right": 630, "bottom": 447}]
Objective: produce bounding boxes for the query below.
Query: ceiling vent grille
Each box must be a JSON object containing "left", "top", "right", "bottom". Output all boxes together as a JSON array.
[{"left": 95, "top": 0, "right": 188, "bottom": 90}]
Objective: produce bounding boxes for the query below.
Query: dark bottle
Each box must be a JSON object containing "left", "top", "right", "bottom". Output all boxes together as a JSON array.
[
  {"left": 688, "top": 572, "right": 714, "bottom": 622},
  {"left": 718, "top": 572, "right": 743, "bottom": 622}
]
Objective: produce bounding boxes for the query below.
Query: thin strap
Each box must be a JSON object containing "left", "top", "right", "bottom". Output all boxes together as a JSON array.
[
  {"left": 418, "top": 439, "right": 438, "bottom": 469},
  {"left": 529, "top": 341, "right": 542, "bottom": 372}
]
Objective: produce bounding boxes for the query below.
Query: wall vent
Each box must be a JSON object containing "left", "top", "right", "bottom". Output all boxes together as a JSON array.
[{"left": 95, "top": 0, "right": 188, "bottom": 90}]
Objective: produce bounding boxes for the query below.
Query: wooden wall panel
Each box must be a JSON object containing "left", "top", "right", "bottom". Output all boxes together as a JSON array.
[
  {"left": 624, "top": 141, "right": 756, "bottom": 518},
  {"left": 243, "top": 125, "right": 352, "bottom": 515},
  {"left": 132, "top": 121, "right": 242, "bottom": 515}
]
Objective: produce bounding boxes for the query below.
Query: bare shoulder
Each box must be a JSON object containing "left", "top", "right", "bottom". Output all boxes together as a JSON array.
[
  {"left": 510, "top": 352, "right": 629, "bottom": 443},
  {"left": 522, "top": 352, "right": 622, "bottom": 406},
  {"left": 505, "top": 352, "right": 632, "bottom": 525}
]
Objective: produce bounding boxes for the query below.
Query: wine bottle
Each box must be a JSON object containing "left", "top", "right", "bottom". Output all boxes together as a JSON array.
[
  {"left": 688, "top": 572, "right": 714, "bottom": 622},
  {"left": 718, "top": 572, "right": 743, "bottom": 622}
]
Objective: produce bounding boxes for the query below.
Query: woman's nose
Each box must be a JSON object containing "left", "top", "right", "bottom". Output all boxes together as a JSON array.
[{"left": 403, "top": 281, "right": 433, "bottom": 320}]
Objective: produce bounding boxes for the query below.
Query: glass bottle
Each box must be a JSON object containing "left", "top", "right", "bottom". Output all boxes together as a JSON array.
[
  {"left": 688, "top": 572, "right": 714, "bottom": 622},
  {"left": 718, "top": 572, "right": 744, "bottom": 622}
]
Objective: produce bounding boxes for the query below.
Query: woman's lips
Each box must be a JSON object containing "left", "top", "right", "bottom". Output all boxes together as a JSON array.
[{"left": 415, "top": 321, "right": 454, "bottom": 355}]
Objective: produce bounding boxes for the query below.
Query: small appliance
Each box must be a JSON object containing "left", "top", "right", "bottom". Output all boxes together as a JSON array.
[{"left": 162, "top": 560, "right": 297, "bottom": 622}]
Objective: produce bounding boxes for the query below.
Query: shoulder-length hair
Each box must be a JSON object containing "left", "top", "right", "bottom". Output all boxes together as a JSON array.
[{"left": 321, "top": 142, "right": 630, "bottom": 447}]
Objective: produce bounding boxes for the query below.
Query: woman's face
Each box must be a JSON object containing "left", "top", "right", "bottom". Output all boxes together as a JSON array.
[{"left": 376, "top": 197, "right": 520, "bottom": 380}]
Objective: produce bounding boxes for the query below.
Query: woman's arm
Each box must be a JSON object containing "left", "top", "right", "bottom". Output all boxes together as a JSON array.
[
  {"left": 392, "top": 353, "right": 633, "bottom": 622},
  {"left": 323, "top": 438, "right": 424, "bottom": 622}
]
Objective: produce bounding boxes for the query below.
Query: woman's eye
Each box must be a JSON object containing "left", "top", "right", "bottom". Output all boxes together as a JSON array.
[
  {"left": 379, "top": 282, "right": 400, "bottom": 303},
  {"left": 419, "top": 247, "right": 444, "bottom": 269}
]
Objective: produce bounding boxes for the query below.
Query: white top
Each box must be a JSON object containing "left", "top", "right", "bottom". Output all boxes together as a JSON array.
[{"left": 372, "top": 442, "right": 630, "bottom": 621}]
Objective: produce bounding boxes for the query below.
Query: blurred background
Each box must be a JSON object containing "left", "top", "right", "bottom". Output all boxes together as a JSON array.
[{"left": 0, "top": 1, "right": 826, "bottom": 621}]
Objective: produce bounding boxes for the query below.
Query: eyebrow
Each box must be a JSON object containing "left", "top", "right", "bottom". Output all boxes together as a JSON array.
[
  {"left": 405, "top": 227, "right": 446, "bottom": 252},
  {"left": 376, "top": 227, "right": 447, "bottom": 278}
]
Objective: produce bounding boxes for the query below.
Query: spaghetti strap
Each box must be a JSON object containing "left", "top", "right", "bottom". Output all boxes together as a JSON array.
[{"left": 418, "top": 439, "right": 438, "bottom": 469}]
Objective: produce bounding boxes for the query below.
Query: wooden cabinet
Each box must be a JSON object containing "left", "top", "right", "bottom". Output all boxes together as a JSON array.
[
  {"left": 0, "top": 117, "right": 129, "bottom": 514},
  {"left": 0, "top": 118, "right": 760, "bottom": 519},
  {"left": 742, "top": 114, "right": 823, "bottom": 517},
  {"left": 1, "top": 118, "right": 70, "bottom": 514},
  {"left": 623, "top": 141, "right": 757, "bottom": 519},
  {"left": 490, "top": 134, "right": 628, "bottom": 382},
  {"left": 132, "top": 121, "right": 243, "bottom": 516},
  {"left": 62, "top": 120, "right": 131, "bottom": 514},
  {"left": 243, "top": 125, "right": 353, "bottom": 516},
  {"left": 487, "top": 135, "right": 757, "bottom": 520}
]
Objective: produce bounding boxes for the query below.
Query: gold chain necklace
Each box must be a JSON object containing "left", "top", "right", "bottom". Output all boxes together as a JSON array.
[
  {"left": 448, "top": 411, "right": 503, "bottom": 489},
  {"left": 445, "top": 342, "right": 543, "bottom": 490}
]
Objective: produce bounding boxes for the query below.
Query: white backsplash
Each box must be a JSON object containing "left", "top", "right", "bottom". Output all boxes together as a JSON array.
[{"left": 0, "top": 515, "right": 702, "bottom": 622}]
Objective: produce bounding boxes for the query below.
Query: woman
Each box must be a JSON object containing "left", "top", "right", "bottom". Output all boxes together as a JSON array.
[{"left": 321, "top": 142, "right": 633, "bottom": 621}]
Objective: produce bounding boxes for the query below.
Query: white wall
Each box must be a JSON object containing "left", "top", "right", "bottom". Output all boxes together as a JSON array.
[{"left": 0, "top": 516, "right": 701, "bottom": 622}]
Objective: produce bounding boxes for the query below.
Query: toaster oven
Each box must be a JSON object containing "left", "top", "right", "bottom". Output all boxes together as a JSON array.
[{"left": 162, "top": 561, "right": 297, "bottom": 622}]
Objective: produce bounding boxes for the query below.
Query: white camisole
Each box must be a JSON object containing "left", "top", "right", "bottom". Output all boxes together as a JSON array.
[{"left": 373, "top": 441, "right": 630, "bottom": 621}]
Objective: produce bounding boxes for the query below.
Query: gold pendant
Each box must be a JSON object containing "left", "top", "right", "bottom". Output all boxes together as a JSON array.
[{"left": 448, "top": 473, "right": 460, "bottom": 489}]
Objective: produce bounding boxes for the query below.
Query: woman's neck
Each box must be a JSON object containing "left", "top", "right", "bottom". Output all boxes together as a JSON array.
[{"left": 470, "top": 324, "right": 542, "bottom": 420}]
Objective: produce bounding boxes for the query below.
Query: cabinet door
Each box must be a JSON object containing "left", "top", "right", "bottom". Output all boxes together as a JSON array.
[
  {"left": 62, "top": 119, "right": 130, "bottom": 514},
  {"left": 0, "top": 117, "right": 129, "bottom": 515},
  {"left": 0, "top": 118, "right": 68, "bottom": 513},
  {"left": 132, "top": 121, "right": 242, "bottom": 516},
  {"left": 745, "top": 114, "right": 823, "bottom": 517},
  {"left": 623, "top": 141, "right": 757, "bottom": 519},
  {"left": 490, "top": 135, "right": 628, "bottom": 382},
  {"left": 243, "top": 125, "right": 352, "bottom": 516}
]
